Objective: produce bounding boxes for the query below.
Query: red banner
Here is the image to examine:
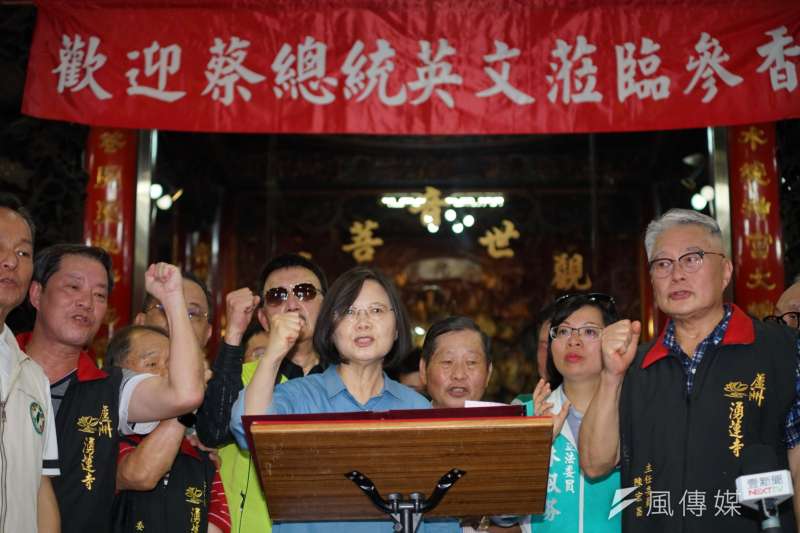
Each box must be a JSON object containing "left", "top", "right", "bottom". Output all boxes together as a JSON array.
[
  {"left": 23, "top": 0, "right": 800, "bottom": 135},
  {"left": 728, "top": 123, "right": 786, "bottom": 319},
  {"left": 83, "top": 127, "right": 138, "bottom": 356}
]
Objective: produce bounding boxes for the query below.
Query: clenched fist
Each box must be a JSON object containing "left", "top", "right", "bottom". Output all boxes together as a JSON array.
[
  {"left": 600, "top": 319, "right": 641, "bottom": 379},
  {"left": 224, "top": 288, "right": 261, "bottom": 345},
  {"left": 264, "top": 312, "right": 303, "bottom": 362},
  {"left": 145, "top": 263, "right": 183, "bottom": 303}
]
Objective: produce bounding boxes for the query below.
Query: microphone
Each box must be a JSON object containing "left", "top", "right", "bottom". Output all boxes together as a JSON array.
[{"left": 735, "top": 444, "right": 793, "bottom": 532}]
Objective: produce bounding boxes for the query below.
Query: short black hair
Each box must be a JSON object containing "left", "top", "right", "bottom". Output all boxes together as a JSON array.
[
  {"left": 545, "top": 294, "right": 619, "bottom": 389},
  {"left": 533, "top": 300, "right": 557, "bottom": 346},
  {"left": 241, "top": 321, "right": 265, "bottom": 349},
  {"left": 33, "top": 243, "right": 114, "bottom": 293},
  {"left": 386, "top": 347, "right": 422, "bottom": 381},
  {"left": 0, "top": 193, "right": 36, "bottom": 244},
  {"left": 420, "top": 316, "right": 491, "bottom": 365},
  {"left": 142, "top": 270, "right": 213, "bottom": 323},
  {"left": 313, "top": 266, "right": 411, "bottom": 368},
  {"left": 257, "top": 254, "right": 328, "bottom": 299},
  {"left": 106, "top": 324, "right": 168, "bottom": 369}
]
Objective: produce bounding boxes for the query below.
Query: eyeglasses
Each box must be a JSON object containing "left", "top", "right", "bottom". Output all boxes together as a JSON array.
[
  {"left": 648, "top": 250, "right": 725, "bottom": 278},
  {"left": 264, "top": 283, "right": 321, "bottom": 307},
  {"left": 145, "top": 303, "right": 209, "bottom": 323},
  {"left": 555, "top": 292, "right": 617, "bottom": 316},
  {"left": 764, "top": 312, "right": 800, "bottom": 330},
  {"left": 549, "top": 325, "right": 603, "bottom": 341},
  {"left": 339, "top": 304, "right": 394, "bottom": 323}
]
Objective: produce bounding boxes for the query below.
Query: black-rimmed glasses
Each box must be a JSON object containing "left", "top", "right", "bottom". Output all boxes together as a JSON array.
[
  {"left": 549, "top": 325, "right": 603, "bottom": 341},
  {"left": 764, "top": 312, "right": 800, "bottom": 330}
]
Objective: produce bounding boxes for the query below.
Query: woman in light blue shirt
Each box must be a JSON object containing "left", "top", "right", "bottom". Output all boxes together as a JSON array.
[{"left": 231, "top": 266, "right": 458, "bottom": 533}]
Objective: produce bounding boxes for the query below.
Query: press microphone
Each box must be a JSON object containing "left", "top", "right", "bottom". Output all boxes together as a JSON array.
[{"left": 735, "top": 444, "right": 793, "bottom": 532}]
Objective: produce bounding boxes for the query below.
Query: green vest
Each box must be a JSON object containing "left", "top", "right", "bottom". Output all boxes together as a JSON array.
[{"left": 218, "top": 361, "right": 289, "bottom": 533}]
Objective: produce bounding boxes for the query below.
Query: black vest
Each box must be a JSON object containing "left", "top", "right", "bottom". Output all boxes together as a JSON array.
[
  {"left": 112, "top": 436, "right": 216, "bottom": 533},
  {"left": 53, "top": 364, "right": 124, "bottom": 533},
  {"left": 620, "top": 310, "right": 797, "bottom": 533}
]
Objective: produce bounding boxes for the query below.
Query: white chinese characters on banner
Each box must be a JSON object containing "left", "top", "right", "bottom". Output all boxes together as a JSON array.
[
  {"left": 202, "top": 37, "right": 266, "bottom": 106},
  {"left": 757, "top": 26, "right": 800, "bottom": 92},
  {"left": 547, "top": 36, "right": 602, "bottom": 104},
  {"left": 342, "top": 39, "right": 407, "bottom": 105},
  {"left": 126, "top": 41, "right": 186, "bottom": 102},
  {"left": 684, "top": 32, "right": 743, "bottom": 103},
  {"left": 616, "top": 38, "right": 670, "bottom": 102},
  {"left": 476, "top": 40, "right": 534, "bottom": 105},
  {"left": 408, "top": 39, "right": 463, "bottom": 108},
  {"left": 49, "top": 28, "right": 799, "bottom": 112},
  {"left": 53, "top": 34, "right": 112, "bottom": 100},
  {"left": 273, "top": 36, "right": 338, "bottom": 104}
]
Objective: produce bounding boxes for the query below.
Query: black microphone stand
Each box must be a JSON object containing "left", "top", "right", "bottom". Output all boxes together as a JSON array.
[{"left": 346, "top": 468, "right": 465, "bottom": 533}]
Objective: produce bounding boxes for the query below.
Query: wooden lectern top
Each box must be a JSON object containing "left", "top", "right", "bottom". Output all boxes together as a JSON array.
[{"left": 245, "top": 406, "right": 552, "bottom": 522}]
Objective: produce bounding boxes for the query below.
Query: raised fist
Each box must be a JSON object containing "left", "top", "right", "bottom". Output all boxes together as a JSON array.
[
  {"left": 144, "top": 263, "right": 182, "bottom": 302},
  {"left": 224, "top": 287, "right": 261, "bottom": 345},
  {"left": 600, "top": 320, "right": 641, "bottom": 378},
  {"left": 264, "top": 312, "right": 303, "bottom": 362}
]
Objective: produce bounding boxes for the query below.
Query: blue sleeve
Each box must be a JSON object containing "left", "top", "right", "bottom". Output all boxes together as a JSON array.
[
  {"left": 229, "top": 379, "right": 304, "bottom": 450},
  {"left": 419, "top": 518, "right": 461, "bottom": 532},
  {"left": 229, "top": 388, "right": 249, "bottom": 450},
  {"left": 783, "top": 335, "right": 800, "bottom": 448},
  {"left": 269, "top": 381, "right": 298, "bottom": 415}
]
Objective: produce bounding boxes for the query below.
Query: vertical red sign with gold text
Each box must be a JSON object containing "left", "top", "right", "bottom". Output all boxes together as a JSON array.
[
  {"left": 83, "top": 128, "right": 137, "bottom": 358},
  {"left": 728, "top": 123, "right": 785, "bottom": 318}
]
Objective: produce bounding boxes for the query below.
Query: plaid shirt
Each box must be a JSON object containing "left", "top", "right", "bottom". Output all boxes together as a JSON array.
[{"left": 662, "top": 304, "right": 800, "bottom": 448}]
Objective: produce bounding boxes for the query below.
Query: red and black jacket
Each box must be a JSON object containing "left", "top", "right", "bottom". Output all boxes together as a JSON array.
[{"left": 112, "top": 435, "right": 217, "bottom": 533}]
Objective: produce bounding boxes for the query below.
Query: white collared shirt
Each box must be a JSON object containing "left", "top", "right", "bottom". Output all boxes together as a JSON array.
[{"left": 0, "top": 322, "right": 59, "bottom": 533}]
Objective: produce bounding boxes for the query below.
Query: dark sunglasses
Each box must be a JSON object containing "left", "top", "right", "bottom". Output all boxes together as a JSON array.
[
  {"left": 554, "top": 292, "right": 617, "bottom": 316},
  {"left": 264, "top": 283, "right": 321, "bottom": 307}
]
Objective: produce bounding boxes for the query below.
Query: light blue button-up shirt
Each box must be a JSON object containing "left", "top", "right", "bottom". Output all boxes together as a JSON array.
[{"left": 230, "top": 365, "right": 459, "bottom": 533}]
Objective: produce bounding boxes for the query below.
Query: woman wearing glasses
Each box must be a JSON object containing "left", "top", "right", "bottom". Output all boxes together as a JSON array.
[
  {"left": 229, "top": 266, "right": 458, "bottom": 533},
  {"left": 522, "top": 293, "right": 621, "bottom": 533}
]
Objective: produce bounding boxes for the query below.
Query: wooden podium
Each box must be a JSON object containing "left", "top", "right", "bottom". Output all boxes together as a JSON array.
[{"left": 244, "top": 405, "right": 553, "bottom": 530}]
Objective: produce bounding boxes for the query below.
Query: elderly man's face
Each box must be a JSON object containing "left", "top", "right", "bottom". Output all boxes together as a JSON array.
[
  {"left": 420, "top": 329, "right": 492, "bottom": 408},
  {"left": 649, "top": 224, "right": 732, "bottom": 321},
  {"left": 123, "top": 329, "right": 170, "bottom": 376},
  {"left": 123, "top": 329, "right": 213, "bottom": 386},
  {"left": 140, "top": 278, "right": 212, "bottom": 348},
  {"left": 775, "top": 282, "right": 800, "bottom": 329}
]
